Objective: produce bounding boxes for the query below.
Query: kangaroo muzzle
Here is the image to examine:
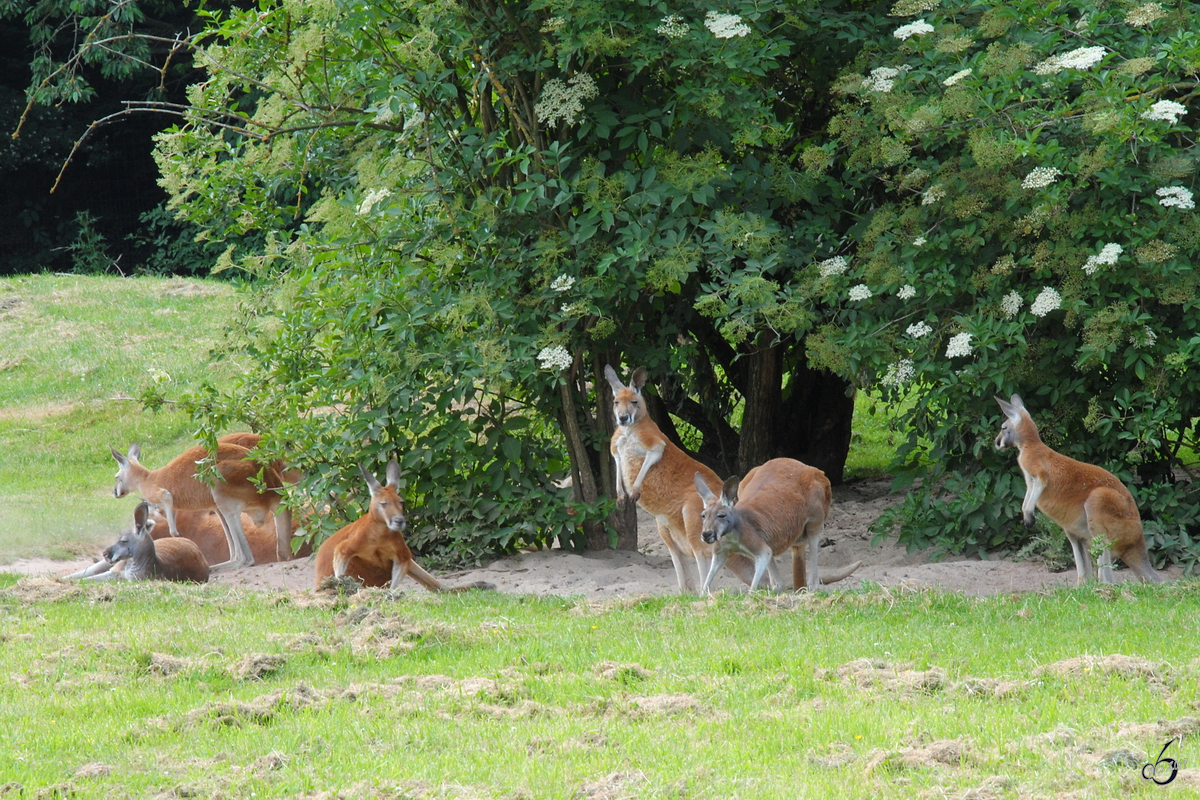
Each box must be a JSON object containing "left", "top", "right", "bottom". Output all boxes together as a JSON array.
[
  {"left": 701, "top": 530, "right": 717, "bottom": 544},
  {"left": 388, "top": 515, "right": 407, "bottom": 532}
]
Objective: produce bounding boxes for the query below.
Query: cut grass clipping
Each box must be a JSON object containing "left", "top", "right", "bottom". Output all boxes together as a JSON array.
[{"left": 2, "top": 576, "right": 1199, "bottom": 797}]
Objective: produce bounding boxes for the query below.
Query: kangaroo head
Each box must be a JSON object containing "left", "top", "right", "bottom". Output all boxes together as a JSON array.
[
  {"left": 604, "top": 365, "right": 649, "bottom": 428},
  {"left": 104, "top": 501, "right": 156, "bottom": 562},
  {"left": 361, "top": 460, "right": 407, "bottom": 532},
  {"left": 695, "top": 473, "right": 740, "bottom": 545},
  {"left": 110, "top": 445, "right": 142, "bottom": 498},
  {"left": 994, "top": 393, "right": 1036, "bottom": 450}
]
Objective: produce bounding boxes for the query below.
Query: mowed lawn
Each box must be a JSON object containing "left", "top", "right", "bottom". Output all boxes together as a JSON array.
[
  {"left": 1, "top": 577, "right": 1198, "bottom": 797},
  {"left": 0, "top": 274, "right": 244, "bottom": 561}
]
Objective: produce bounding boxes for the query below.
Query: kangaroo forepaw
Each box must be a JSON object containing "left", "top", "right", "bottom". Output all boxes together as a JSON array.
[{"left": 1023, "top": 514, "right": 1035, "bottom": 528}]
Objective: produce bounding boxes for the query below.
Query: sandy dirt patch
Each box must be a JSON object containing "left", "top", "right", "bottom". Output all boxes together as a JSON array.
[{"left": 5, "top": 479, "right": 1184, "bottom": 596}]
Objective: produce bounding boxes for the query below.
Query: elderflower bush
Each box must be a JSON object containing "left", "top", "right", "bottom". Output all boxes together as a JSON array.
[{"left": 817, "top": 0, "right": 1200, "bottom": 567}]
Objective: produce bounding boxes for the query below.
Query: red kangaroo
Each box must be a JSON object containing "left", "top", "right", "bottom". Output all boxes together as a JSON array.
[
  {"left": 110, "top": 441, "right": 286, "bottom": 572},
  {"left": 71, "top": 501, "right": 209, "bottom": 583},
  {"left": 313, "top": 460, "right": 493, "bottom": 592},
  {"left": 695, "top": 458, "right": 859, "bottom": 593},
  {"left": 605, "top": 365, "right": 761, "bottom": 594},
  {"left": 995, "top": 394, "right": 1164, "bottom": 585}
]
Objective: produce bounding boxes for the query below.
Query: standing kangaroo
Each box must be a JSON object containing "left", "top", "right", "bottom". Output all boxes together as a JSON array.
[
  {"left": 110, "top": 442, "right": 286, "bottom": 572},
  {"left": 313, "top": 460, "right": 493, "bottom": 592},
  {"left": 69, "top": 501, "right": 209, "bottom": 583},
  {"left": 994, "top": 394, "right": 1164, "bottom": 585},
  {"left": 695, "top": 459, "right": 859, "bottom": 593},
  {"left": 215, "top": 432, "right": 302, "bottom": 560},
  {"left": 605, "top": 365, "right": 759, "bottom": 594}
]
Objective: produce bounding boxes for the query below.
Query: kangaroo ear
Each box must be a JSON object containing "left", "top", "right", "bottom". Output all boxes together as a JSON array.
[
  {"left": 603, "top": 365, "right": 624, "bottom": 393},
  {"left": 630, "top": 367, "right": 648, "bottom": 394},
  {"left": 128, "top": 443, "right": 141, "bottom": 462},
  {"left": 134, "top": 501, "right": 149, "bottom": 529},
  {"left": 110, "top": 446, "right": 128, "bottom": 466},
  {"left": 1009, "top": 393, "right": 1026, "bottom": 410},
  {"left": 359, "top": 464, "right": 383, "bottom": 495},
  {"left": 720, "top": 475, "right": 740, "bottom": 506},
  {"left": 133, "top": 501, "right": 155, "bottom": 536},
  {"left": 385, "top": 459, "right": 401, "bottom": 488},
  {"left": 694, "top": 472, "right": 715, "bottom": 502},
  {"left": 995, "top": 395, "right": 1019, "bottom": 420}
]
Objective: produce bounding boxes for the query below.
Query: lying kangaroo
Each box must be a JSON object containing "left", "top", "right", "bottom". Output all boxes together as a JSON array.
[
  {"left": 68, "top": 502, "right": 209, "bottom": 583},
  {"left": 995, "top": 394, "right": 1164, "bottom": 584},
  {"left": 695, "top": 458, "right": 860, "bottom": 593},
  {"left": 313, "top": 460, "right": 493, "bottom": 592},
  {"left": 146, "top": 506, "right": 308, "bottom": 566}
]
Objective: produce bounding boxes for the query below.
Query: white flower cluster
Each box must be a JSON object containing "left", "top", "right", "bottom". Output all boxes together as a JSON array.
[
  {"left": 945, "top": 332, "right": 973, "bottom": 358},
  {"left": 550, "top": 274, "right": 575, "bottom": 292},
  {"left": 1033, "top": 46, "right": 1106, "bottom": 76},
  {"left": 1157, "top": 186, "right": 1195, "bottom": 210},
  {"left": 893, "top": 20, "right": 934, "bottom": 40},
  {"left": 921, "top": 184, "right": 946, "bottom": 205},
  {"left": 561, "top": 302, "right": 585, "bottom": 316},
  {"left": 1021, "top": 167, "right": 1061, "bottom": 190},
  {"left": 1141, "top": 100, "right": 1187, "bottom": 124},
  {"left": 357, "top": 187, "right": 392, "bottom": 216},
  {"left": 912, "top": 236, "right": 926, "bottom": 247},
  {"left": 1000, "top": 290, "right": 1022, "bottom": 319},
  {"left": 818, "top": 256, "right": 849, "bottom": 277},
  {"left": 1134, "top": 325, "right": 1158, "bottom": 347},
  {"left": 1126, "top": 3, "right": 1167, "bottom": 26},
  {"left": 535, "top": 73, "right": 599, "bottom": 127},
  {"left": 537, "top": 345, "right": 572, "bottom": 372},
  {"left": 1029, "top": 287, "right": 1062, "bottom": 317},
  {"left": 1083, "top": 242, "right": 1123, "bottom": 274},
  {"left": 906, "top": 321, "right": 932, "bottom": 338},
  {"left": 705, "top": 11, "right": 750, "bottom": 38},
  {"left": 881, "top": 359, "right": 915, "bottom": 388},
  {"left": 942, "top": 68, "right": 972, "bottom": 87},
  {"left": 656, "top": 14, "right": 689, "bottom": 39},
  {"left": 849, "top": 284, "right": 873, "bottom": 301},
  {"left": 862, "top": 66, "right": 899, "bottom": 93},
  {"left": 540, "top": 16, "right": 566, "bottom": 33},
  {"left": 897, "top": 284, "right": 917, "bottom": 299}
]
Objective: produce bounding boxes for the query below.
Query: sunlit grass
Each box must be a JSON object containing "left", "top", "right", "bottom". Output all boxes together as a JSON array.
[{"left": 2, "top": 578, "right": 1197, "bottom": 797}]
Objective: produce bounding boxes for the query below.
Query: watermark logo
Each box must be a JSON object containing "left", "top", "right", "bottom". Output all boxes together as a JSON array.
[{"left": 1143, "top": 737, "right": 1188, "bottom": 786}]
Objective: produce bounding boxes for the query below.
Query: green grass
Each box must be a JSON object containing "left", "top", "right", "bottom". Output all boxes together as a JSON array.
[
  {"left": 2, "top": 577, "right": 1198, "bottom": 797},
  {"left": 845, "top": 389, "right": 917, "bottom": 480},
  {"left": 0, "top": 274, "right": 244, "bottom": 560}
]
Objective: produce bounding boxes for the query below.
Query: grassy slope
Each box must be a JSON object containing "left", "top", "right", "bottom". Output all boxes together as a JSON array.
[
  {"left": 0, "top": 274, "right": 242, "bottom": 560},
  {"left": 2, "top": 578, "right": 1197, "bottom": 797}
]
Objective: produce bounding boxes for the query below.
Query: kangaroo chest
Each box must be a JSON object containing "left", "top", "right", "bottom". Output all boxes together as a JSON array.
[{"left": 612, "top": 428, "right": 652, "bottom": 478}]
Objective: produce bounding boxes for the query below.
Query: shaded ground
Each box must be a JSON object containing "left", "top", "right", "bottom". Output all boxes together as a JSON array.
[{"left": 3, "top": 479, "right": 1183, "bottom": 595}]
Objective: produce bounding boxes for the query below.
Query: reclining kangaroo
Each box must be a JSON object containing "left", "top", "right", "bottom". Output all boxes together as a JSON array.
[
  {"left": 695, "top": 458, "right": 859, "bottom": 593},
  {"left": 994, "top": 394, "right": 1164, "bottom": 584},
  {"left": 68, "top": 501, "right": 209, "bottom": 583},
  {"left": 313, "top": 460, "right": 493, "bottom": 592},
  {"left": 605, "top": 365, "right": 858, "bottom": 593},
  {"left": 110, "top": 441, "right": 286, "bottom": 572}
]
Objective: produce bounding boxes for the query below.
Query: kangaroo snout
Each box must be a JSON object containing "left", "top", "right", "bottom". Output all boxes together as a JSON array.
[
  {"left": 701, "top": 531, "right": 717, "bottom": 544},
  {"left": 387, "top": 515, "right": 407, "bottom": 532}
]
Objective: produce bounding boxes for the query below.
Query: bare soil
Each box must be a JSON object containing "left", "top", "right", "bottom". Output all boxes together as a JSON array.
[{"left": 4, "top": 479, "right": 1183, "bottom": 595}]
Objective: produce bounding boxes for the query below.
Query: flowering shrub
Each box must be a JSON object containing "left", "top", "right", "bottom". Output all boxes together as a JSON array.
[{"left": 818, "top": 0, "right": 1200, "bottom": 568}]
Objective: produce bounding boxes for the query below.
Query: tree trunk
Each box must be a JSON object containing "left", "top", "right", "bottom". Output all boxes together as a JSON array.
[
  {"left": 776, "top": 352, "right": 855, "bottom": 484},
  {"left": 736, "top": 343, "right": 782, "bottom": 476}
]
